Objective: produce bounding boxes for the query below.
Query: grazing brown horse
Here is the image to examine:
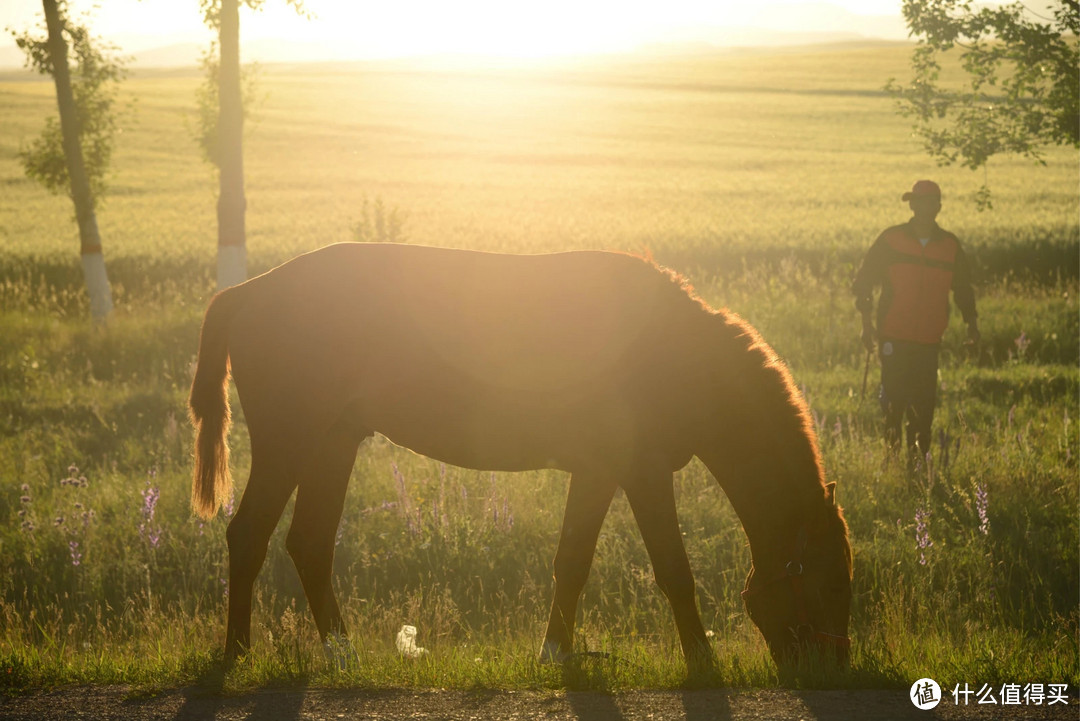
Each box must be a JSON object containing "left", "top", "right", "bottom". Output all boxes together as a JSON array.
[{"left": 189, "top": 243, "right": 852, "bottom": 672}]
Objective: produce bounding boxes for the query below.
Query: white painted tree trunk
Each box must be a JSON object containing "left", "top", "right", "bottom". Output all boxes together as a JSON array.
[
  {"left": 80, "top": 251, "right": 113, "bottom": 321},
  {"left": 217, "top": 244, "right": 247, "bottom": 290}
]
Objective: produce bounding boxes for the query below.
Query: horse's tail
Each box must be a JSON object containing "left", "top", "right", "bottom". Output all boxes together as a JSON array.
[{"left": 189, "top": 285, "right": 245, "bottom": 520}]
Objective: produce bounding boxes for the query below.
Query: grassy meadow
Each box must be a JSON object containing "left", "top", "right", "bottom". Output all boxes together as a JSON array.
[{"left": 0, "top": 42, "right": 1077, "bottom": 692}]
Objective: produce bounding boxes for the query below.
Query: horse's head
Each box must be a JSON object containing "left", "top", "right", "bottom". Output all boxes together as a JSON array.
[{"left": 741, "top": 481, "right": 852, "bottom": 672}]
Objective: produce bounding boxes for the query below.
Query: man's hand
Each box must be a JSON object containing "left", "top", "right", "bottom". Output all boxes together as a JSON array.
[{"left": 861, "top": 322, "right": 876, "bottom": 353}]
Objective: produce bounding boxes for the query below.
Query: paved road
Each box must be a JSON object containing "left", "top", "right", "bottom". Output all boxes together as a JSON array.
[{"left": 0, "top": 686, "right": 1075, "bottom": 720}]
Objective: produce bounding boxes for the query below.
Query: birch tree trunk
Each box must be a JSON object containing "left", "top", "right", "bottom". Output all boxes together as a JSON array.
[
  {"left": 216, "top": 0, "right": 247, "bottom": 289},
  {"left": 43, "top": 0, "right": 113, "bottom": 320}
]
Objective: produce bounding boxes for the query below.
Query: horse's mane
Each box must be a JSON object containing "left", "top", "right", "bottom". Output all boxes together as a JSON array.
[
  {"left": 717, "top": 310, "right": 826, "bottom": 481},
  {"left": 715, "top": 308, "right": 852, "bottom": 576},
  {"left": 633, "top": 254, "right": 823, "bottom": 480},
  {"left": 640, "top": 254, "right": 850, "bottom": 572}
]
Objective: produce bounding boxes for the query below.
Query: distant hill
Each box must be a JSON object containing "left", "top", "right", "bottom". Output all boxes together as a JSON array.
[
  {"left": 132, "top": 43, "right": 202, "bottom": 68},
  {"left": 0, "top": 38, "right": 405, "bottom": 70},
  {"left": 0, "top": 1, "right": 909, "bottom": 70},
  {"left": 129, "top": 39, "right": 369, "bottom": 68}
]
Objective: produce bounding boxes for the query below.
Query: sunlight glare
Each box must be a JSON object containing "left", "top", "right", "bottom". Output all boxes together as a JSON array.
[{"left": 248, "top": 0, "right": 754, "bottom": 61}]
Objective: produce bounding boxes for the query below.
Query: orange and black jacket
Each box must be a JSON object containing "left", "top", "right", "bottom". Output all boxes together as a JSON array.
[{"left": 852, "top": 220, "right": 977, "bottom": 345}]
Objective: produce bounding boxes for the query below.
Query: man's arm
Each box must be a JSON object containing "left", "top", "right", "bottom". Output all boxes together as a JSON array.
[{"left": 852, "top": 235, "right": 888, "bottom": 352}]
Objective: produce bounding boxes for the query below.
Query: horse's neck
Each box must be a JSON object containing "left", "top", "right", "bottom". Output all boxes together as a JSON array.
[
  {"left": 701, "top": 446, "right": 821, "bottom": 569},
  {"left": 695, "top": 322, "right": 825, "bottom": 568}
]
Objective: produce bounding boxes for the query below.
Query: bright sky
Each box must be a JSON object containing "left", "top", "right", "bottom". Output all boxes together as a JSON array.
[{"left": 1, "top": 0, "right": 909, "bottom": 60}]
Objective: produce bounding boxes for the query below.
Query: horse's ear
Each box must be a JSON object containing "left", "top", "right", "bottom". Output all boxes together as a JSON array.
[{"left": 825, "top": 482, "right": 836, "bottom": 505}]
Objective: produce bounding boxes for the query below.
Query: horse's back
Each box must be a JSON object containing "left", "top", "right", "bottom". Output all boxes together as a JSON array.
[{"left": 228, "top": 243, "right": 708, "bottom": 471}]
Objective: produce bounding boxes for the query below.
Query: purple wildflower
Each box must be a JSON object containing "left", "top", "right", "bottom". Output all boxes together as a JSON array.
[
  {"left": 69, "top": 540, "right": 82, "bottom": 567},
  {"left": 142, "top": 484, "right": 159, "bottom": 518},
  {"left": 975, "top": 483, "right": 989, "bottom": 536},
  {"left": 139, "top": 479, "right": 162, "bottom": 549},
  {"left": 915, "top": 506, "right": 933, "bottom": 566},
  {"left": 487, "top": 473, "right": 514, "bottom": 533},
  {"left": 502, "top": 497, "right": 514, "bottom": 532},
  {"left": 61, "top": 465, "right": 88, "bottom": 488},
  {"left": 392, "top": 463, "right": 405, "bottom": 496},
  {"left": 19, "top": 488, "right": 33, "bottom": 534},
  {"left": 392, "top": 462, "right": 418, "bottom": 535},
  {"left": 1014, "top": 331, "right": 1030, "bottom": 357}
]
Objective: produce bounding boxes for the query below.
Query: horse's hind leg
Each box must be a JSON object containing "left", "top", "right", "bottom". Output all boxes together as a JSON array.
[
  {"left": 225, "top": 448, "right": 298, "bottom": 660},
  {"left": 622, "top": 471, "right": 715, "bottom": 674},
  {"left": 541, "top": 471, "right": 617, "bottom": 663},
  {"left": 285, "top": 421, "right": 364, "bottom": 661}
]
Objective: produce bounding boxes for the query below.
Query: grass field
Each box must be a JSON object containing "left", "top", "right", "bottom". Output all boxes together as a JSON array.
[{"left": 0, "top": 42, "right": 1077, "bottom": 693}]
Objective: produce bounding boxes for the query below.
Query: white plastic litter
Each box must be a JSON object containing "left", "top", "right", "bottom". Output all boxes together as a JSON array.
[{"left": 396, "top": 624, "right": 427, "bottom": 659}]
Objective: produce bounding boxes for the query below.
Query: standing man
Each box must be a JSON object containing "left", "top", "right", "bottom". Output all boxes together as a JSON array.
[{"left": 853, "top": 180, "right": 980, "bottom": 466}]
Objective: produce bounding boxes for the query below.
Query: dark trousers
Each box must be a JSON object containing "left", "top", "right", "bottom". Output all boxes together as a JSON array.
[{"left": 878, "top": 340, "right": 940, "bottom": 464}]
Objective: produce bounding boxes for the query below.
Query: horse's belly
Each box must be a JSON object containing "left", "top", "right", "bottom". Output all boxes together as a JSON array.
[{"left": 350, "top": 380, "right": 638, "bottom": 473}]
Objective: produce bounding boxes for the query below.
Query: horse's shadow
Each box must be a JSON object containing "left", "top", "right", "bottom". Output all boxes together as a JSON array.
[
  {"left": 560, "top": 655, "right": 734, "bottom": 721},
  {"left": 164, "top": 661, "right": 306, "bottom": 721},
  {"left": 679, "top": 689, "right": 734, "bottom": 721},
  {"left": 562, "top": 688, "right": 734, "bottom": 721},
  {"left": 171, "top": 686, "right": 306, "bottom": 721},
  {"left": 565, "top": 691, "right": 625, "bottom": 721}
]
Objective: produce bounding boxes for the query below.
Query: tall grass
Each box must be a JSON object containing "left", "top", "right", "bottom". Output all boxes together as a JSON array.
[{"left": 0, "top": 43, "right": 1076, "bottom": 691}]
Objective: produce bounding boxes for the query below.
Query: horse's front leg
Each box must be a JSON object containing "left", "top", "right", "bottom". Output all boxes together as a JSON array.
[
  {"left": 541, "top": 471, "right": 617, "bottom": 663},
  {"left": 623, "top": 471, "right": 715, "bottom": 675}
]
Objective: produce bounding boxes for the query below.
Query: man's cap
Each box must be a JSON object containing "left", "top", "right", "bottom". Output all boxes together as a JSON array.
[{"left": 902, "top": 180, "right": 941, "bottom": 201}]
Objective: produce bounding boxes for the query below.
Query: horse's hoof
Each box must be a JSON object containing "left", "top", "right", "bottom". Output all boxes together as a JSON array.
[
  {"left": 323, "top": 633, "right": 359, "bottom": 671},
  {"left": 685, "top": 650, "right": 718, "bottom": 683},
  {"left": 539, "top": 640, "right": 571, "bottom": 665},
  {"left": 223, "top": 641, "right": 247, "bottom": 668}
]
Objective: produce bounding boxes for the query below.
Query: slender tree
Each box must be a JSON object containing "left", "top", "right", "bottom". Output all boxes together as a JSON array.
[
  {"left": 887, "top": 0, "right": 1079, "bottom": 209},
  {"left": 192, "top": 42, "right": 261, "bottom": 170},
  {"left": 215, "top": 0, "right": 245, "bottom": 288},
  {"left": 199, "top": 0, "right": 307, "bottom": 289},
  {"left": 13, "top": 0, "right": 125, "bottom": 320}
]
